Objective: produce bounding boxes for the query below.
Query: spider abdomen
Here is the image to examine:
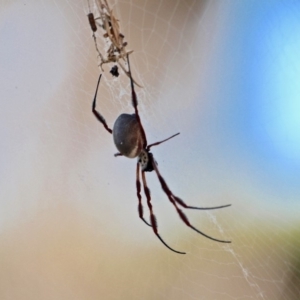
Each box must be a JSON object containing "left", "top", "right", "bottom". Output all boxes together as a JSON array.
[{"left": 113, "top": 113, "right": 145, "bottom": 158}]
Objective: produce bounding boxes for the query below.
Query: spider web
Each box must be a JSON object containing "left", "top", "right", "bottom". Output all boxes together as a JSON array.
[{"left": 0, "top": 0, "right": 299, "bottom": 299}]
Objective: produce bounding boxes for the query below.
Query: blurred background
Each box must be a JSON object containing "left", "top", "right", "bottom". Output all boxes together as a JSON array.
[{"left": 0, "top": 0, "right": 299, "bottom": 299}]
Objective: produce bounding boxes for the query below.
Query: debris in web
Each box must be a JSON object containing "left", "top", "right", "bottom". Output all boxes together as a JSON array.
[
  {"left": 110, "top": 65, "right": 119, "bottom": 77},
  {"left": 87, "top": 0, "right": 142, "bottom": 87}
]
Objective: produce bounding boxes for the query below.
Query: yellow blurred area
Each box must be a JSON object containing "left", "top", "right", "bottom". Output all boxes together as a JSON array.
[{"left": 0, "top": 203, "right": 299, "bottom": 299}]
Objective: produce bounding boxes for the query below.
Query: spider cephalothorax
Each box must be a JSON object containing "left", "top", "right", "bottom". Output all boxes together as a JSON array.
[
  {"left": 91, "top": 56, "right": 231, "bottom": 254},
  {"left": 138, "top": 150, "right": 155, "bottom": 172}
]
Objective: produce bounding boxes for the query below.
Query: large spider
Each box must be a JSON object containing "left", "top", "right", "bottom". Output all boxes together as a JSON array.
[{"left": 91, "top": 57, "right": 231, "bottom": 254}]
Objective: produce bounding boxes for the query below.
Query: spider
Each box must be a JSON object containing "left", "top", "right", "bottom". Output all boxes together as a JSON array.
[{"left": 91, "top": 57, "right": 231, "bottom": 254}]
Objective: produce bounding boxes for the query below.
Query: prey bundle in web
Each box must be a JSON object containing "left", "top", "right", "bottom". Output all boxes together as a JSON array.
[{"left": 87, "top": 0, "right": 142, "bottom": 87}]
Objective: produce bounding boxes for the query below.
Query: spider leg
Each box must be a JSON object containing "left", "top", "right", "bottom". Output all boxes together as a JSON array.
[
  {"left": 148, "top": 135, "right": 230, "bottom": 209},
  {"left": 147, "top": 132, "right": 180, "bottom": 150},
  {"left": 174, "top": 197, "right": 231, "bottom": 210},
  {"left": 126, "top": 55, "right": 148, "bottom": 148},
  {"left": 136, "top": 162, "right": 152, "bottom": 227},
  {"left": 92, "top": 74, "right": 113, "bottom": 134},
  {"left": 141, "top": 170, "right": 186, "bottom": 254},
  {"left": 150, "top": 154, "right": 231, "bottom": 244},
  {"left": 114, "top": 152, "right": 123, "bottom": 157}
]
